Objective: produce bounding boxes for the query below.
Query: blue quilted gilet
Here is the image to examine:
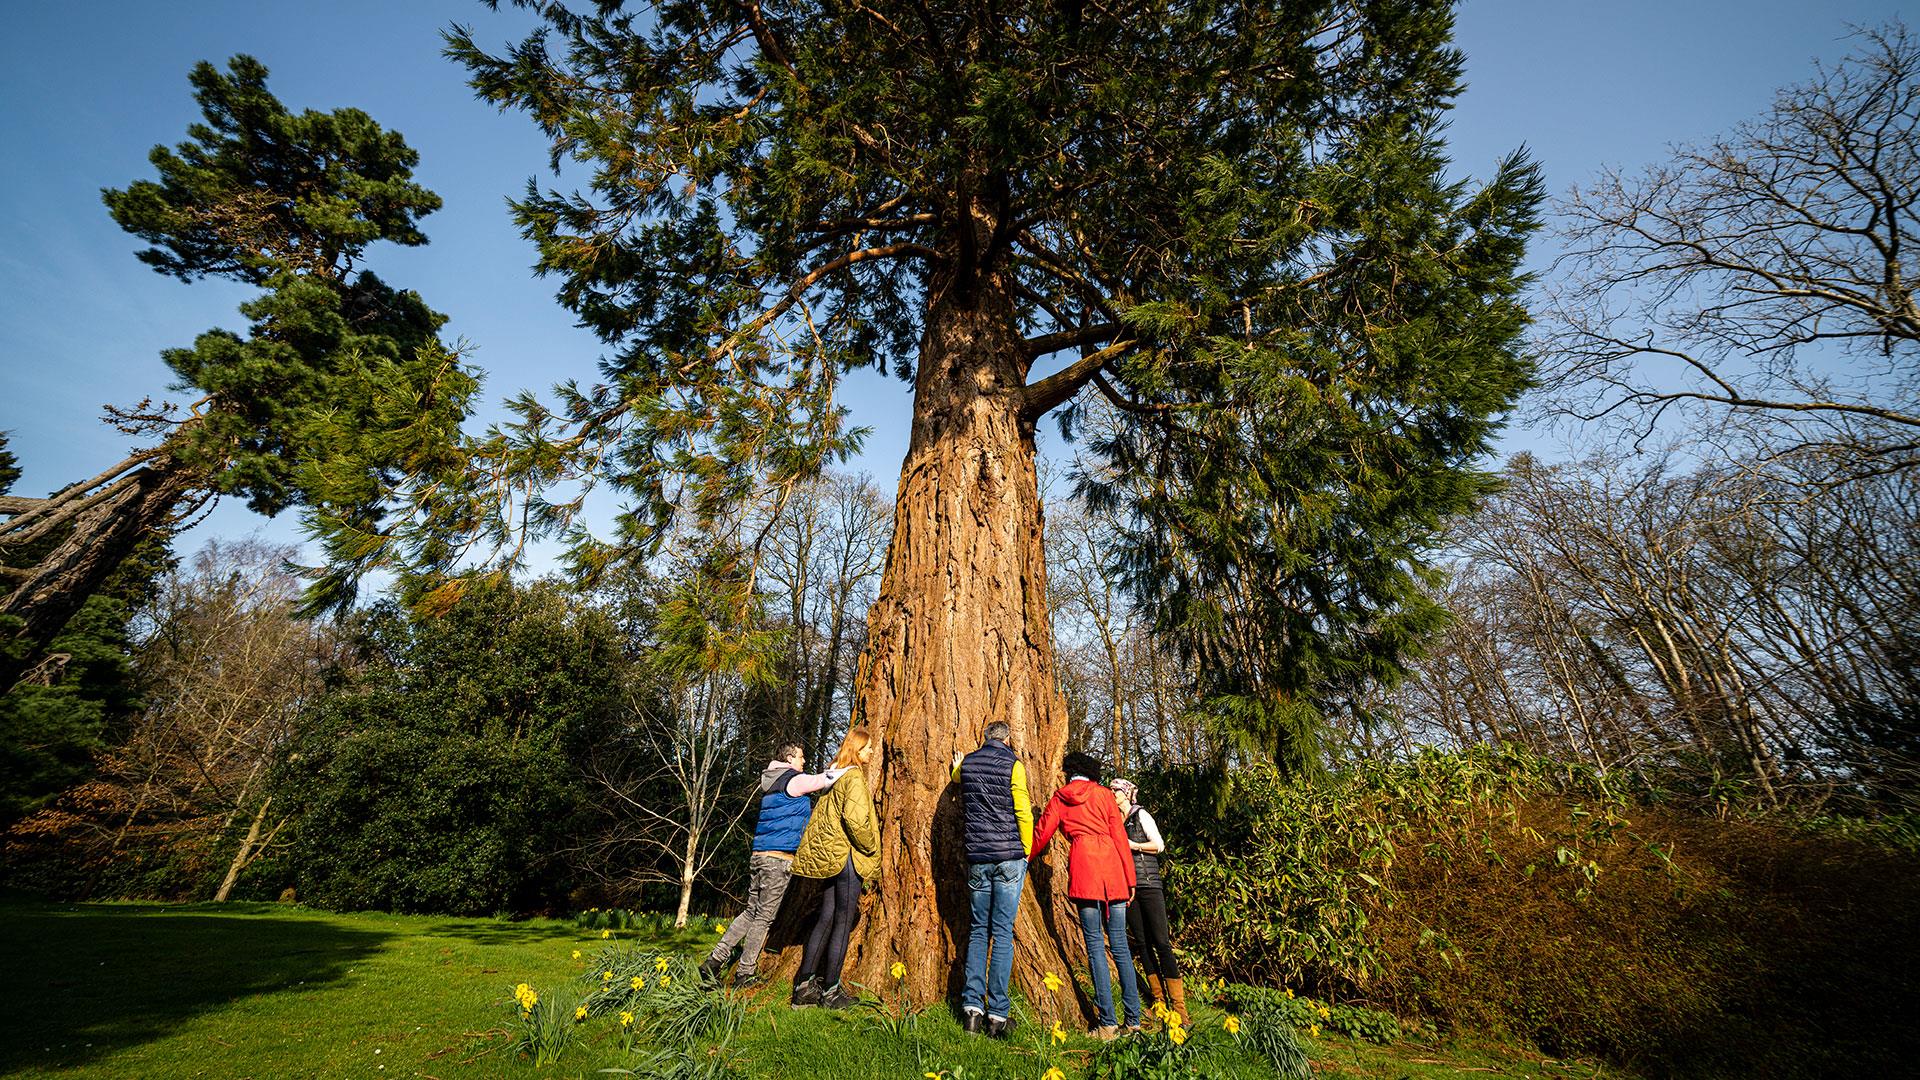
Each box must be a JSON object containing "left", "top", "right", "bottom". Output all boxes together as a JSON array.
[
  {"left": 753, "top": 769, "right": 813, "bottom": 853},
  {"left": 958, "top": 740, "right": 1025, "bottom": 864}
]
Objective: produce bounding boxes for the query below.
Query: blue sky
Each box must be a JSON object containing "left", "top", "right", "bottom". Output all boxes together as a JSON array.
[{"left": 1, "top": 0, "right": 1908, "bottom": 564}]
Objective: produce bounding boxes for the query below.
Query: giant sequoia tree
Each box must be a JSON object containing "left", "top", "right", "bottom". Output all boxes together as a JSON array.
[
  {"left": 444, "top": 0, "right": 1539, "bottom": 1009},
  {"left": 0, "top": 57, "right": 469, "bottom": 670}
]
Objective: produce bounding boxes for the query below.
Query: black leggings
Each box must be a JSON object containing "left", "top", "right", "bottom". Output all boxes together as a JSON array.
[
  {"left": 1127, "top": 886, "right": 1180, "bottom": 979},
  {"left": 798, "top": 858, "right": 861, "bottom": 987}
]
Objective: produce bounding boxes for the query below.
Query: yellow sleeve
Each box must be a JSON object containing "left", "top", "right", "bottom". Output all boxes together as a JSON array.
[{"left": 1011, "top": 760, "right": 1035, "bottom": 855}]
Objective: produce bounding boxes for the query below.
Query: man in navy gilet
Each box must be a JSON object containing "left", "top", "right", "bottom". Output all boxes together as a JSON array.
[
  {"left": 701, "top": 742, "right": 844, "bottom": 988},
  {"left": 950, "top": 720, "right": 1035, "bottom": 1037}
]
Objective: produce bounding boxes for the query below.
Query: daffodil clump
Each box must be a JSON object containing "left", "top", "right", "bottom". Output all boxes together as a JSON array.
[
  {"left": 1217, "top": 982, "right": 1400, "bottom": 1044},
  {"left": 505, "top": 941, "right": 748, "bottom": 1070},
  {"left": 504, "top": 981, "right": 578, "bottom": 1066}
]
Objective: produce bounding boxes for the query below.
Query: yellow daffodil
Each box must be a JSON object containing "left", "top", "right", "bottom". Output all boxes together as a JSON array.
[
  {"left": 619, "top": 1010, "right": 634, "bottom": 1027},
  {"left": 654, "top": 956, "right": 671, "bottom": 972},
  {"left": 602, "top": 970, "right": 614, "bottom": 982},
  {"left": 1307, "top": 1023, "right": 1320, "bottom": 1038},
  {"left": 1050, "top": 1020, "right": 1067, "bottom": 1045},
  {"left": 1169, "top": 1025, "right": 1187, "bottom": 1045},
  {"left": 1223, "top": 1016, "right": 1241, "bottom": 1035},
  {"left": 631, "top": 976, "right": 644, "bottom": 990},
  {"left": 1042, "top": 970, "right": 1063, "bottom": 993},
  {"left": 1043, "top": 1068, "right": 1067, "bottom": 1080},
  {"left": 570, "top": 949, "right": 581, "bottom": 960},
  {"left": 1283, "top": 988, "right": 1294, "bottom": 999},
  {"left": 600, "top": 929, "right": 611, "bottom": 939},
  {"left": 574, "top": 1005, "right": 588, "bottom": 1021},
  {"left": 1151, "top": 1001, "right": 1169, "bottom": 1020},
  {"left": 891, "top": 961, "right": 907, "bottom": 980},
  {"left": 1317, "top": 1005, "right": 1330, "bottom": 1020},
  {"left": 714, "top": 922, "right": 727, "bottom": 933},
  {"left": 660, "top": 974, "right": 672, "bottom": 986}
]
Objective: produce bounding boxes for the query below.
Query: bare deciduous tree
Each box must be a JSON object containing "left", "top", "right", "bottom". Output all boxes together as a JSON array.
[
  {"left": 1544, "top": 22, "right": 1920, "bottom": 475},
  {"left": 103, "top": 538, "right": 338, "bottom": 898},
  {"left": 760, "top": 474, "right": 891, "bottom": 763},
  {"left": 1376, "top": 448, "right": 1920, "bottom": 812}
]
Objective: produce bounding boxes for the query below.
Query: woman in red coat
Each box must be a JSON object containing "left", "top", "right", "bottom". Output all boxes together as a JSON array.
[{"left": 1030, "top": 750, "right": 1141, "bottom": 1037}]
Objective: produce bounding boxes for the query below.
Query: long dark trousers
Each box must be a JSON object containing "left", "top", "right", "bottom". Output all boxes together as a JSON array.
[
  {"left": 797, "top": 858, "right": 861, "bottom": 987},
  {"left": 1127, "top": 885, "right": 1181, "bottom": 980}
]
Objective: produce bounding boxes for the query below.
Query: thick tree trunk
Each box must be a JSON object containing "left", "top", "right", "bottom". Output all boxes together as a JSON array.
[{"left": 793, "top": 275, "right": 1089, "bottom": 1019}]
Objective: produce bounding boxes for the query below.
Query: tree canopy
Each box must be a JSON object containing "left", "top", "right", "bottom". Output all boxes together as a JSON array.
[{"left": 437, "top": 0, "right": 1542, "bottom": 763}]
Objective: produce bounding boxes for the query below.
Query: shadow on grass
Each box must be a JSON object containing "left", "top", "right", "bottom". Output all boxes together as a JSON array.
[
  {"left": 425, "top": 918, "right": 587, "bottom": 946},
  {"left": 2, "top": 901, "right": 390, "bottom": 1074}
]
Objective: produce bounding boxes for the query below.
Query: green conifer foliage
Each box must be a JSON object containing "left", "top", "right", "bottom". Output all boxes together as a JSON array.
[
  {"left": 1, "top": 57, "right": 475, "bottom": 654},
  {"left": 102, "top": 55, "right": 454, "bottom": 518},
  {"left": 444, "top": 0, "right": 1541, "bottom": 767}
]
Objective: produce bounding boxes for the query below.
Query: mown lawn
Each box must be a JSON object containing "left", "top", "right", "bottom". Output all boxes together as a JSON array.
[{"left": 3, "top": 898, "right": 1627, "bottom": 1080}]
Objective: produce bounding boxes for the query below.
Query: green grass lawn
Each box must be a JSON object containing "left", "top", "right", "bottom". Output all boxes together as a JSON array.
[{"left": 3, "top": 898, "right": 1628, "bottom": 1080}]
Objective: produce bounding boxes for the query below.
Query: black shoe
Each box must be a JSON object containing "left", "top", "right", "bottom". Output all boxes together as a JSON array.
[
  {"left": 962, "top": 1010, "right": 985, "bottom": 1035},
  {"left": 820, "top": 983, "right": 857, "bottom": 1010},
  {"left": 732, "top": 971, "right": 765, "bottom": 990},
  {"left": 986, "top": 1016, "right": 1012, "bottom": 1039},
  {"left": 791, "top": 976, "right": 823, "bottom": 1008},
  {"left": 697, "top": 956, "right": 725, "bottom": 987}
]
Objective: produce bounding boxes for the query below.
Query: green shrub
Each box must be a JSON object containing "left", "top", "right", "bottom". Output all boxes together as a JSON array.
[
  {"left": 259, "top": 580, "right": 626, "bottom": 913},
  {"left": 1147, "top": 746, "right": 1920, "bottom": 1078}
]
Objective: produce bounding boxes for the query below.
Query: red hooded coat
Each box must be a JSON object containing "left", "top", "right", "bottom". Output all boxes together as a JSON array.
[{"left": 1030, "top": 778, "right": 1136, "bottom": 902}]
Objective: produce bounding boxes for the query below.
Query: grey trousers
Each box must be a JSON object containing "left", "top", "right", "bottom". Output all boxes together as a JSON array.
[{"left": 708, "top": 851, "right": 795, "bottom": 974}]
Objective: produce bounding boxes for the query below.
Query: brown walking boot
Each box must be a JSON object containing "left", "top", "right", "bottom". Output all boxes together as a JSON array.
[
  {"left": 1145, "top": 973, "right": 1166, "bottom": 1009},
  {"left": 1164, "top": 977, "right": 1190, "bottom": 1026}
]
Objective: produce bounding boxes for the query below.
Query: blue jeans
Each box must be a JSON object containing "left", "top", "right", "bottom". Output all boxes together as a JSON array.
[
  {"left": 1076, "top": 899, "right": 1141, "bottom": 1027},
  {"left": 962, "top": 858, "right": 1027, "bottom": 1019}
]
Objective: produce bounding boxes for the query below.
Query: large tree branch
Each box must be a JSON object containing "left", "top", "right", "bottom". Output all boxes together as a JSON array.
[
  {"left": 1022, "top": 339, "right": 1135, "bottom": 420},
  {"left": 1024, "top": 323, "right": 1120, "bottom": 359}
]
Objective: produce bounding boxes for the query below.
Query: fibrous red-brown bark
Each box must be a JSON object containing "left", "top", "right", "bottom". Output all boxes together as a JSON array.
[{"left": 816, "top": 272, "right": 1090, "bottom": 1020}]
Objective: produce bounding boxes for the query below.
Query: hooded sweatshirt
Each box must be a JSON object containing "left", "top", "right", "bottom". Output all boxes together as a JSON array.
[
  {"left": 751, "top": 760, "right": 840, "bottom": 854},
  {"left": 1030, "top": 777, "right": 1137, "bottom": 902}
]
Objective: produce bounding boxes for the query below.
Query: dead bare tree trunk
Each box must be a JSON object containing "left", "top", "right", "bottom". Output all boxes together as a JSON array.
[{"left": 1, "top": 449, "right": 203, "bottom": 676}]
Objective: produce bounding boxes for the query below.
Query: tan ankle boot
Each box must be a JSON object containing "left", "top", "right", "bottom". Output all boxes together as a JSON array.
[
  {"left": 1164, "top": 977, "right": 1189, "bottom": 1026},
  {"left": 1146, "top": 973, "right": 1166, "bottom": 1010}
]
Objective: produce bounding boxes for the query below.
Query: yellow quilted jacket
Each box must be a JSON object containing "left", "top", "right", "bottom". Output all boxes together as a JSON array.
[{"left": 791, "top": 767, "right": 880, "bottom": 884}]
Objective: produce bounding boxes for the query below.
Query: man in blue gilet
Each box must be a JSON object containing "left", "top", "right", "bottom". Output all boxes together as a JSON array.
[
  {"left": 701, "top": 742, "right": 845, "bottom": 988},
  {"left": 951, "top": 720, "right": 1035, "bottom": 1037}
]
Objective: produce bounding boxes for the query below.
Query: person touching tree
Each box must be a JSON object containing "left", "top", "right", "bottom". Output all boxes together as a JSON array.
[{"left": 1031, "top": 751, "right": 1138, "bottom": 1037}]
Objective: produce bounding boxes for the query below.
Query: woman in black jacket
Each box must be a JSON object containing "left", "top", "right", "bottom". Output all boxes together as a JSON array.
[{"left": 1112, "top": 778, "right": 1185, "bottom": 1025}]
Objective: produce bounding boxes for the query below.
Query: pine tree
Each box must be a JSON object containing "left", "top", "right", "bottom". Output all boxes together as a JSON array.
[
  {"left": 0, "top": 57, "right": 473, "bottom": 666},
  {"left": 443, "top": 0, "right": 1541, "bottom": 1010}
]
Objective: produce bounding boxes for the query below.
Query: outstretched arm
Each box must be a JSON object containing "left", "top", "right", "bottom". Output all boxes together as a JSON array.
[
  {"left": 1030, "top": 795, "right": 1061, "bottom": 861},
  {"left": 784, "top": 767, "right": 847, "bottom": 797}
]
